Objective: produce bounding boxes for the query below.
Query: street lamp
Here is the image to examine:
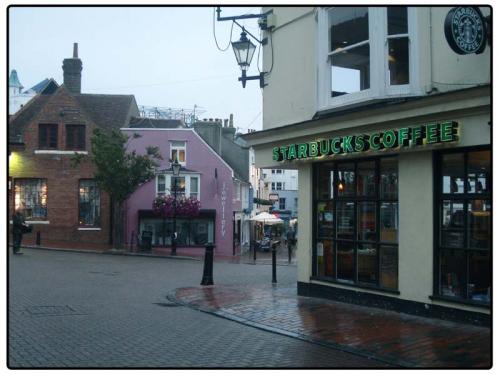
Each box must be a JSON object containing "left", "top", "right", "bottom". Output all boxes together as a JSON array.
[
  {"left": 231, "top": 29, "right": 265, "bottom": 88},
  {"left": 171, "top": 157, "right": 182, "bottom": 256}
]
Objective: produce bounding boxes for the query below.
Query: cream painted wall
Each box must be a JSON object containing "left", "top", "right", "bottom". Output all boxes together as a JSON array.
[
  {"left": 261, "top": 6, "right": 490, "bottom": 130},
  {"left": 262, "top": 7, "right": 316, "bottom": 129},
  {"left": 398, "top": 152, "right": 434, "bottom": 303}
]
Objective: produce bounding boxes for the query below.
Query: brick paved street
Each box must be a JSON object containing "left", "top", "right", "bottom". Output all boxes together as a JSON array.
[{"left": 8, "top": 247, "right": 387, "bottom": 368}]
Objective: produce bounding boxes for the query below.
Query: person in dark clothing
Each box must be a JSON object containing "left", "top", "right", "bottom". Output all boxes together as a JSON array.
[
  {"left": 286, "top": 228, "right": 295, "bottom": 263},
  {"left": 12, "top": 209, "right": 26, "bottom": 254}
]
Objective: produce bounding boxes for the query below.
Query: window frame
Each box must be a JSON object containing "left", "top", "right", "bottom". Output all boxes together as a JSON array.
[
  {"left": 433, "top": 146, "right": 491, "bottom": 307},
  {"left": 156, "top": 173, "right": 200, "bottom": 200},
  {"left": 170, "top": 140, "right": 187, "bottom": 166},
  {"left": 312, "top": 156, "right": 399, "bottom": 292},
  {"left": 13, "top": 178, "right": 48, "bottom": 220},
  {"left": 38, "top": 123, "right": 58, "bottom": 150},
  {"left": 317, "top": 6, "right": 419, "bottom": 111},
  {"left": 78, "top": 179, "right": 101, "bottom": 227},
  {"left": 66, "top": 124, "right": 86, "bottom": 151}
]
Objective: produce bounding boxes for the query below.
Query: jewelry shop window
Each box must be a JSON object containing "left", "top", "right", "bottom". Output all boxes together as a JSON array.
[
  {"left": 436, "top": 148, "right": 491, "bottom": 305},
  {"left": 314, "top": 157, "right": 398, "bottom": 290}
]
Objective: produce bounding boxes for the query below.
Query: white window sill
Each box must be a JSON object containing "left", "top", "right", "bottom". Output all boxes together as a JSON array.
[
  {"left": 34, "top": 150, "right": 88, "bottom": 155},
  {"left": 9, "top": 220, "right": 50, "bottom": 225},
  {"left": 77, "top": 227, "right": 101, "bottom": 231}
]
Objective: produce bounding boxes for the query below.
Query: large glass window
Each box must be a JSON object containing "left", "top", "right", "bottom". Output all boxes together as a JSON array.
[
  {"left": 436, "top": 149, "right": 491, "bottom": 305},
  {"left": 139, "top": 217, "right": 214, "bottom": 246},
  {"left": 79, "top": 180, "right": 100, "bottom": 226},
  {"left": 320, "top": 7, "right": 414, "bottom": 109},
  {"left": 14, "top": 179, "right": 48, "bottom": 220},
  {"left": 314, "top": 157, "right": 398, "bottom": 290}
]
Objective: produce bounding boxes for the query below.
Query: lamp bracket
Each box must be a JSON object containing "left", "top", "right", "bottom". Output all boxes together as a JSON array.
[{"left": 216, "top": 7, "right": 273, "bottom": 25}]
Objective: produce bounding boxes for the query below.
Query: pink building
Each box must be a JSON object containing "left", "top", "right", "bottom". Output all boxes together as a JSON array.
[{"left": 122, "top": 127, "right": 240, "bottom": 257}]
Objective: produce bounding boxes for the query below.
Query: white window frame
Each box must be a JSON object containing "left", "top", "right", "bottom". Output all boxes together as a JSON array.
[
  {"left": 234, "top": 181, "right": 241, "bottom": 201},
  {"left": 170, "top": 140, "right": 187, "bottom": 166},
  {"left": 317, "top": 6, "right": 419, "bottom": 111},
  {"left": 156, "top": 173, "right": 200, "bottom": 200}
]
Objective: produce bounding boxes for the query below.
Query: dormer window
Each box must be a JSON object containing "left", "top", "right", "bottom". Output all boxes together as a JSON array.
[
  {"left": 318, "top": 6, "right": 417, "bottom": 110},
  {"left": 170, "top": 141, "right": 186, "bottom": 165}
]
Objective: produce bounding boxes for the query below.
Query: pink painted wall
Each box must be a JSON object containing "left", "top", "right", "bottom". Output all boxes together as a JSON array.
[{"left": 122, "top": 128, "right": 236, "bottom": 256}]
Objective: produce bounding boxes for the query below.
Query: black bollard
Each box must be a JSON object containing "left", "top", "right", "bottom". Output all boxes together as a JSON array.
[
  {"left": 201, "top": 243, "right": 214, "bottom": 285},
  {"left": 36, "top": 231, "right": 41, "bottom": 246},
  {"left": 253, "top": 240, "right": 257, "bottom": 262},
  {"left": 288, "top": 243, "right": 292, "bottom": 264},
  {"left": 272, "top": 242, "right": 277, "bottom": 284}
]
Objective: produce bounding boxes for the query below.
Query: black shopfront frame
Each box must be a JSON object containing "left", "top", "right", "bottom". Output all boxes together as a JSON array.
[
  {"left": 432, "top": 145, "right": 492, "bottom": 307},
  {"left": 312, "top": 155, "right": 399, "bottom": 293}
]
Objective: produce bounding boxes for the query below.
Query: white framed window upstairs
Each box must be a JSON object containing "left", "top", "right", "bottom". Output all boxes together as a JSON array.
[
  {"left": 170, "top": 141, "right": 187, "bottom": 166},
  {"left": 317, "top": 6, "right": 418, "bottom": 110},
  {"left": 156, "top": 173, "right": 200, "bottom": 200}
]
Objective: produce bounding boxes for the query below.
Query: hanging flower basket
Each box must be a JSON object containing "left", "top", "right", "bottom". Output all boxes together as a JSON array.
[{"left": 153, "top": 195, "right": 201, "bottom": 218}]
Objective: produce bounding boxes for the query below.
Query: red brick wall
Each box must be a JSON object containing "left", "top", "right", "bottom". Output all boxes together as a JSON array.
[{"left": 9, "top": 87, "right": 112, "bottom": 247}]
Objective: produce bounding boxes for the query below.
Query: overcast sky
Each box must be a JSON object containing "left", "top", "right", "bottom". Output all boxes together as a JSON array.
[{"left": 9, "top": 6, "right": 264, "bottom": 131}]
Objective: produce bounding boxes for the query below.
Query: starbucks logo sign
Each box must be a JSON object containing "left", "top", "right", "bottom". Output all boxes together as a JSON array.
[{"left": 445, "top": 7, "right": 487, "bottom": 55}]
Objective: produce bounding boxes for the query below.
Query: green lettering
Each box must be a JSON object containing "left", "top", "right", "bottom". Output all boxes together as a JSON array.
[
  {"left": 426, "top": 123, "right": 439, "bottom": 143},
  {"left": 279, "top": 146, "right": 288, "bottom": 160},
  {"left": 440, "top": 121, "right": 458, "bottom": 142},
  {"left": 342, "top": 136, "right": 354, "bottom": 153},
  {"left": 369, "top": 133, "right": 381, "bottom": 150},
  {"left": 272, "top": 147, "right": 280, "bottom": 161},
  {"left": 410, "top": 126, "right": 424, "bottom": 146},
  {"left": 309, "top": 142, "right": 319, "bottom": 157},
  {"left": 287, "top": 144, "right": 297, "bottom": 160},
  {"left": 382, "top": 130, "right": 397, "bottom": 148},
  {"left": 398, "top": 127, "right": 410, "bottom": 147},
  {"left": 297, "top": 143, "right": 308, "bottom": 159},
  {"left": 354, "top": 135, "right": 368, "bottom": 152},
  {"left": 331, "top": 137, "right": 342, "bottom": 154},
  {"left": 319, "top": 139, "right": 330, "bottom": 156}
]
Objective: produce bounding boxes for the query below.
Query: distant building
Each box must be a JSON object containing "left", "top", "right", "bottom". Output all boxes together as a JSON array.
[{"left": 9, "top": 69, "right": 58, "bottom": 115}]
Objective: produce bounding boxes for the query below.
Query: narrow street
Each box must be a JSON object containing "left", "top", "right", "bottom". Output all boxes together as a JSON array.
[{"left": 8, "top": 248, "right": 386, "bottom": 368}]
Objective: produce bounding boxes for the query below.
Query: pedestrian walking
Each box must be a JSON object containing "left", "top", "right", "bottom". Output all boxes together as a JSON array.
[{"left": 12, "top": 208, "right": 27, "bottom": 254}]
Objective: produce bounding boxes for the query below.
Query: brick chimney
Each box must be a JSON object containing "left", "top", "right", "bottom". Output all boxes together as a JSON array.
[{"left": 62, "top": 43, "right": 82, "bottom": 94}]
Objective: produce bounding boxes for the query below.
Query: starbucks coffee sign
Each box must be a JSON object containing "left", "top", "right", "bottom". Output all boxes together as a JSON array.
[
  {"left": 272, "top": 121, "right": 459, "bottom": 162},
  {"left": 444, "top": 7, "right": 487, "bottom": 55}
]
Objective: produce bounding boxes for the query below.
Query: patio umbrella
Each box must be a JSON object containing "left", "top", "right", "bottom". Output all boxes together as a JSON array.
[{"left": 250, "top": 212, "right": 283, "bottom": 225}]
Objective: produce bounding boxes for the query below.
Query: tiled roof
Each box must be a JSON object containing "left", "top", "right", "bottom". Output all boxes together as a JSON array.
[
  {"left": 74, "top": 94, "right": 139, "bottom": 130},
  {"left": 127, "top": 117, "right": 186, "bottom": 129},
  {"left": 8, "top": 95, "right": 52, "bottom": 142}
]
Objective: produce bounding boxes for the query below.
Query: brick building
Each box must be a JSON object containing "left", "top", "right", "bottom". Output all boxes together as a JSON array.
[{"left": 8, "top": 44, "right": 139, "bottom": 249}]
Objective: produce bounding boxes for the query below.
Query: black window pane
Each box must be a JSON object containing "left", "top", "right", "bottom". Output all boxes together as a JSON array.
[
  {"left": 49, "top": 126, "right": 58, "bottom": 148},
  {"left": 380, "top": 157, "right": 398, "bottom": 199},
  {"left": 467, "top": 251, "right": 491, "bottom": 303},
  {"left": 387, "top": 6, "right": 408, "bottom": 35},
  {"left": 357, "top": 243, "right": 377, "bottom": 285},
  {"left": 337, "top": 242, "right": 355, "bottom": 282},
  {"left": 468, "top": 200, "right": 491, "bottom": 250},
  {"left": 316, "top": 163, "right": 334, "bottom": 199},
  {"left": 329, "top": 7, "right": 369, "bottom": 51},
  {"left": 317, "top": 240, "right": 335, "bottom": 278},
  {"left": 358, "top": 202, "right": 376, "bottom": 241},
  {"left": 357, "top": 161, "right": 376, "bottom": 196},
  {"left": 441, "top": 200, "right": 464, "bottom": 248},
  {"left": 317, "top": 202, "right": 334, "bottom": 237},
  {"left": 79, "top": 180, "right": 100, "bottom": 226},
  {"left": 380, "top": 246, "right": 398, "bottom": 289},
  {"left": 337, "top": 163, "right": 355, "bottom": 196},
  {"left": 336, "top": 202, "right": 354, "bottom": 240},
  {"left": 467, "top": 150, "right": 490, "bottom": 194},
  {"left": 442, "top": 153, "right": 464, "bottom": 194},
  {"left": 388, "top": 37, "right": 409, "bottom": 85},
  {"left": 380, "top": 202, "right": 398, "bottom": 243},
  {"left": 440, "top": 249, "right": 466, "bottom": 299}
]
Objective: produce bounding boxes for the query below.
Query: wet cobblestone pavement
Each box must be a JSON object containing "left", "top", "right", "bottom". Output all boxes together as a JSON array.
[{"left": 170, "top": 284, "right": 491, "bottom": 368}]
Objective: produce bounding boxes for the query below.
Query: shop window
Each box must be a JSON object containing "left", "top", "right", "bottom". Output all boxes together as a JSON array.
[
  {"left": 318, "top": 6, "right": 416, "bottom": 110},
  {"left": 66, "top": 124, "right": 86, "bottom": 150},
  {"left": 14, "top": 178, "right": 48, "bottom": 220},
  {"left": 436, "top": 149, "right": 491, "bottom": 305},
  {"left": 79, "top": 180, "right": 100, "bottom": 226},
  {"left": 139, "top": 217, "right": 214, "bottom": 246},
  {"left": 314, "top": 157, "right": 398, "bottom": 290},
  {"left": 39, "top": 124, "right": 58, "bottom": 149}
]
